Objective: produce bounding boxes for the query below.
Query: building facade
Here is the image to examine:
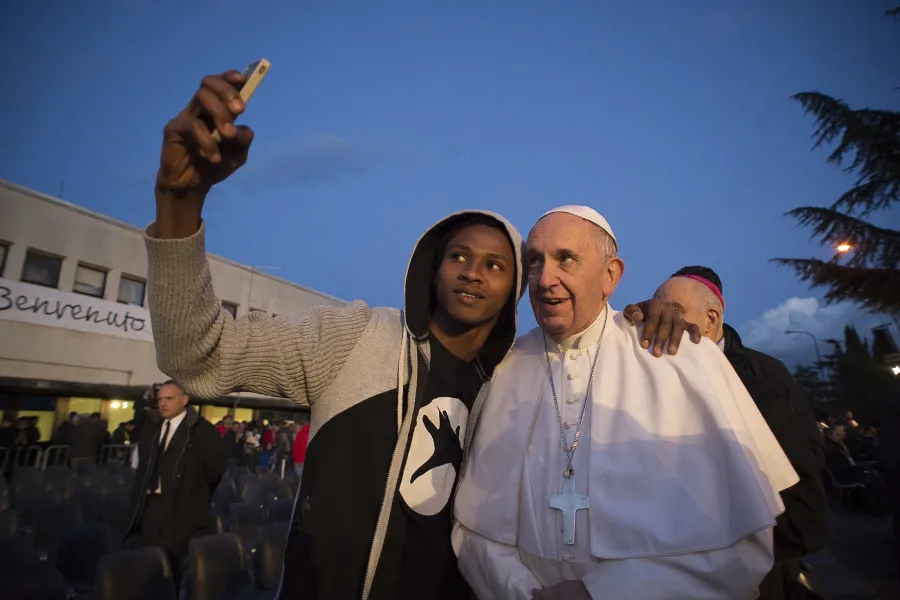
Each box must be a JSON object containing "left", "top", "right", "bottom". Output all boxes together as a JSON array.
[{"left": 0, "top": 179, "right": 338, "bottom": 439}]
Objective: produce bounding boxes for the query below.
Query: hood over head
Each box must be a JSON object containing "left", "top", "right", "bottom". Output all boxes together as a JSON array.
[{"left": 404, "top": 210, "right": 525, "bottom": 376}]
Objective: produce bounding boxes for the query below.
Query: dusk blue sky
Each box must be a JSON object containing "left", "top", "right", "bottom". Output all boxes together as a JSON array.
[{"left": 2, "top": 0, "right": 898, "bottom": 367}]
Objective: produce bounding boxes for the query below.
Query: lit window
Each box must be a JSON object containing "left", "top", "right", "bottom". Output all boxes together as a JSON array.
[
  {"left": 73, "top": 264, "right": 107, "bottom": 298},
  {"left": 21, "top": 249, "right": 62, "bottom": 288},
  {"left": 0, "top": 242, "right": 8, "bottom": 277},
  {"left": 118, "top": 275, "right": 146, "bottom": 306},
  {"left": 221, "top": 301, "right": 238, "bottom": 317}
]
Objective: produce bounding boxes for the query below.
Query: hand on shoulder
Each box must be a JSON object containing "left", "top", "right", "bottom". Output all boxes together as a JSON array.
[{"left": 622, "top": 298, "right": 701, "bottom": 357}]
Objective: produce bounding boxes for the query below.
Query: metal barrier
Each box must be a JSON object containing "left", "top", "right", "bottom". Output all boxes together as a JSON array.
[
  {"left": 99, "top": 444, "right": 135, "bottom": 466},
  {"left": 271, "top": 455, "right": 293, "bottom": 480},
  {"left": 40, "top": 445, "right": 70, "bottom": 470},
  {"left": 9, "top": 445, "right": 43, "bottom": 469}
]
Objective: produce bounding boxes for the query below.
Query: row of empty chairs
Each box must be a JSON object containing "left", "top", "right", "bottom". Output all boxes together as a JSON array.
[{"left": 1, "top": 455, "right": 293, "bottom": 599}]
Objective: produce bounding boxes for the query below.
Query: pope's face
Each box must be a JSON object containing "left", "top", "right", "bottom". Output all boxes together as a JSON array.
[{"left": 526, "top": 213, "right": 623, "bottom": 342}]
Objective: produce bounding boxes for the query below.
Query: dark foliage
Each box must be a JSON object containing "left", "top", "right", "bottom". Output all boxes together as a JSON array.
[{"left": 773, "top": 8, "right": 899, "bottom": 316}]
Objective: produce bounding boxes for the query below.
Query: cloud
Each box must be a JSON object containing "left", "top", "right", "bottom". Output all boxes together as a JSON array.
[
  {"left": 734, "top": 297, "right": 889, "bottom": 369},
  {"left": 238, "top": 134, "right": 417, "bottom": 189}
]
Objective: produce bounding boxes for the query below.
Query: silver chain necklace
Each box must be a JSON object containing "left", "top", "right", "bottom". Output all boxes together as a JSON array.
[{"left": 542, "top": 305, "right": 608, "bottom": 479}]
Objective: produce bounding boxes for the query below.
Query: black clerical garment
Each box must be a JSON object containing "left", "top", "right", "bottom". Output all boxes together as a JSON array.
[{"left": 723, "top": 324, "right": 828, "bottom": 600}]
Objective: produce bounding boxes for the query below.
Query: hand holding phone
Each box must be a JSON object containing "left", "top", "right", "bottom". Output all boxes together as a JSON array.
[
  {"left": 211, "top": 58, "right": 270, "bottom": 141},
  {"left": 155, "top": 60, "right": 272, "bottom": 238}
]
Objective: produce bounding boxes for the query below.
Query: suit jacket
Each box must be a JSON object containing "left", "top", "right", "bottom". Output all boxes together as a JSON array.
[{"left": 127, "top": 406, "right": 227, "bottom": 557}]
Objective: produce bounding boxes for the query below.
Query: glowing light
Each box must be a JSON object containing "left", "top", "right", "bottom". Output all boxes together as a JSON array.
[
  {"left": 836, "top": 243, "right": 852, "bottom": 253},
  {"left": 110, "top": 401, "right": 120, "bottom": 409},
  {"left": 122, "top": 402, "right": 129, "bottom": 409},
  {"left": 892, "top": 365, "right": 900, "bottom": 376}
]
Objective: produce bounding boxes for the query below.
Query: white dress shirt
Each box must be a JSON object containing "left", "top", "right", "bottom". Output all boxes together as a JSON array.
[{"left": 131, "top": 409, "right": 188, "bottom": 494}]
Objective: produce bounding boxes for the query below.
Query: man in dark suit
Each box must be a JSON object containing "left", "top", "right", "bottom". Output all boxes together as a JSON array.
[
  {"left": 635, "top": 266, "right": 829, "bottom": 600},
  {"left": 126, "top": 380, "right": 227, "bottom": 588}
]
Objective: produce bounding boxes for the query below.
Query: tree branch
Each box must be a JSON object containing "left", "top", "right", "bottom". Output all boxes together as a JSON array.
[
  {"left": 770, "top": 258, "right": 900, "bottom": 314},
  {"left": 785, "top": 206, "right": 900, "bottom": 269},
  {"left": 790, "top": 92, "right": 900, "bottom": 215}
]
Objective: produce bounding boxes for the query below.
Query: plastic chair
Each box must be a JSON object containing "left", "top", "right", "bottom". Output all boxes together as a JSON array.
[
  {"left": 35, "top": 502, "right": 84, "bottom": 555},
  {"left": 56, "top": 522, "right": 115, "bottom": 590},
  {"left": 187, "top": 533, "right": 254, "bottom": 600},
  {"left": 0, "top": 509, "right": 20, "bottom": 538},
  {"left": 0, "top": 534, "right": 41, "bottom": 573},
  {"left": 0, "top": 479, "right": 9, "bottom": 511},
  {"left": 275, "top": 479, "right": 297, "bottom": 501},
  {"left": 11, "top": 466, "right": 44, "bottom": 495},
  {"left": 824, "top": 466, "right": 865, "bottom": 511},
  {"left": 0, "top": 567, "right": 67, "bottom": 600},
  {"left": 266, "top": 498, "right": 294, "bottom": 523},
  {"left": 101, "top": 494, "right": 133, "bottom": 541},
  {"left": 95, "top": 546, "right": 177, "bottom": 600},
  {"left": 230, "top": 502, "right": 266, "bottom": 550},
  {"left": 253, "top": 522, "right": 288, "bottom": 590}
]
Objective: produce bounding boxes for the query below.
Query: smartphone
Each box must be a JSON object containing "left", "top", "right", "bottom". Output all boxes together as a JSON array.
[{"left": 211, "top": 58, "right": 271, "bottom": 141}]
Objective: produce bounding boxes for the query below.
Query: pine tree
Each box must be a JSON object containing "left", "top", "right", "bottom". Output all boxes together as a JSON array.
[
  {"left": 772, "top": 6, "right": 900, "bottom": 317},
  {"left": 818, "top": 325, "right": 900, "bottom": 424},
  {"left": 792, "top": 364, "right": 829, "bottom": 410}
]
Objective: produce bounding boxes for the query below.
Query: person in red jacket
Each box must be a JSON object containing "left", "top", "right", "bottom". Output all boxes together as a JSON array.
[{"left": 293, "top": 421, "right": 310, "bottom": 478}]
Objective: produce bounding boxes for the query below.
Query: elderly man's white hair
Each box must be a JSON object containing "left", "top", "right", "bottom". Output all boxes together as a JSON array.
[
  {"left": 669, "top": 267, "right": 725, "bottom": 315},
  {"left": 541, "top": 205, "right": 619, "bottom": 259},
  {"left": 693, "top": 282, "right": 724, "bottom": 315}
]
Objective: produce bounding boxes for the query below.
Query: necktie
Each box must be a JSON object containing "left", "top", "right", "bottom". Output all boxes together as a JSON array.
[{"left": 148, "top": 420, "right": 171, "bottom": 493}]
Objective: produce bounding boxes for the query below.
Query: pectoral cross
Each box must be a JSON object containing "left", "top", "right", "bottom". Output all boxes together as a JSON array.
[{"left": 549, "top": 474, "right": 589, "bottom": 545}]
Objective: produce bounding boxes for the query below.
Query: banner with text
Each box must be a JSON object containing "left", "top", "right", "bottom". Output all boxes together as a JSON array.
[{"left": 0, "top": 277, "right": 154, "bottom": 342}]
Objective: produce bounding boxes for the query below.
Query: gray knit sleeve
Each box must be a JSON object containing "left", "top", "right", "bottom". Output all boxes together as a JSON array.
[{"left": 144, "top": 222, "right": 372, "bottom": 405}]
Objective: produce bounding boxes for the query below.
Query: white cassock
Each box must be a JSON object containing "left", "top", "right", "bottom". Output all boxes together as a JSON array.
[{"left": 452, "top": 307, "right": 799, "bottom": 600}]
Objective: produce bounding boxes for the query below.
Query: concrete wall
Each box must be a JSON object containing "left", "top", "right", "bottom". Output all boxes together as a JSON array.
[{"left": 0, "top": 179, "right": 344, "bottom": 389}]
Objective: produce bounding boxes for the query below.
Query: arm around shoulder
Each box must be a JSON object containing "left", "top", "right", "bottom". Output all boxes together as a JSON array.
[{"left": 145, "top": 221, "right": 373, "bottom": 405}]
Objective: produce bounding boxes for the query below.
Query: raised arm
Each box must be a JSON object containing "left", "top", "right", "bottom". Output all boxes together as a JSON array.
[{"left": 148, "top": 68, "right": 371, "bottom": 404}]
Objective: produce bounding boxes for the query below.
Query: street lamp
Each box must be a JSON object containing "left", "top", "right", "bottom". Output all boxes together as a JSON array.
[
  {"left": 892, "top": 365, "right": 900, "bottom": 376},
  {"left": 835, "top": 243, "right": 852, "bottom": 253},
  {"left": 785, "top": 329, "right": 826, "bottom": 381}
]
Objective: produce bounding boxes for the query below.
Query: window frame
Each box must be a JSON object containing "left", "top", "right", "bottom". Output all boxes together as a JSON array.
[
  {"left": 72, "top": 262, "right": 108, "bottom": 298},
  {"left": 221, "top": 301, "right": 238, "bottom": 317},
  {"left": 117, "top": 274, "right": 147, "bottom": 306},
  {"left": 0, "top": 241, "right": 8, "bottom": 278},
  {"left": 21, "top": 248, "right": 63, "bottom": 289}
]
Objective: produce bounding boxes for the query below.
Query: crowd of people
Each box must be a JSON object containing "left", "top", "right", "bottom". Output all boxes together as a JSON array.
[
  {"left": 212, "top": 414, "right": 310, "bottom": 476},
  {"left": 0, "top": 412, "right": 117, "bottom": 466},
  {"left": 0, "top": 416, "right": 41, "bottom": 448},
  {"left": 820, "top": 411, "right": 891, "bottom": 513}
]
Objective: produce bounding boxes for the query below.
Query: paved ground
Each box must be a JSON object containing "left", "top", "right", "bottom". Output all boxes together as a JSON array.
[{"left": 805, "top": 507, "right": 898, "bottom": 600}]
